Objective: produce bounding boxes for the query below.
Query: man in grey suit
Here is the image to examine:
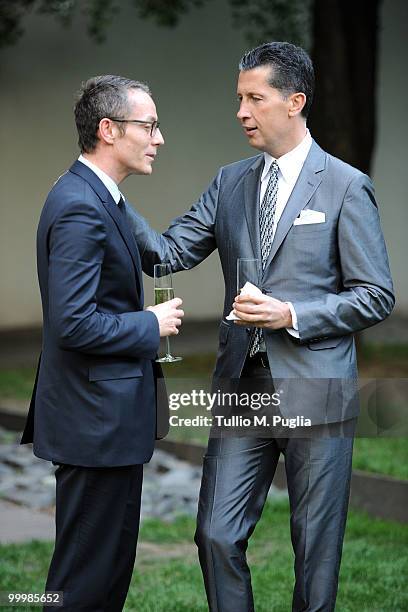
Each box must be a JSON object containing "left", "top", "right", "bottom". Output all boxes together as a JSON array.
[{"left": 132, "top": 42, "right": 394, "bottom": 611}]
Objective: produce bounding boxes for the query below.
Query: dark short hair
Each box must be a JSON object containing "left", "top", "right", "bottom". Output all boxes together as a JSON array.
[
  {"left": 239, "top": 42, "right": 314, "bottom": 118},
  {"left": 74, "top": 75, "right": 151, "bottom": 153}
]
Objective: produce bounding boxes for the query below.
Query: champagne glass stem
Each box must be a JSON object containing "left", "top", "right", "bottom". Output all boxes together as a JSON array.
[{"left": 165, "top": 337, "right": 171, "bottom": 358}]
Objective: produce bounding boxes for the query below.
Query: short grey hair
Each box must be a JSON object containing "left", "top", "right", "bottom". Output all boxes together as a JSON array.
[{"left": 74, "top": 75, "right": 151, "bottom": 153}]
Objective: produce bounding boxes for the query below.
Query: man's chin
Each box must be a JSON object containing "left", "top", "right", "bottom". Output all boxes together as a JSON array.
[
  {"left": 127, "top": 165, "right": 153, "bottom": 177},
  {"left": 137, "top": 164, "right": 153, "bottom": 176},
  {"left": 248, "top": 139, "right": 264, "bottom": 152}
]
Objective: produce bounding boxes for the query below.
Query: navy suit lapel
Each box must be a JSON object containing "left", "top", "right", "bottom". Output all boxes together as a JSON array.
[
  {"left": 262, "top": 141, "right": 326, "bottom": 274},
  {"left": 102, "top": 196, "right": 144, "bottom": 302},
  {"left": 69, "top": 161, "right": 143, "bottom": 300},
  {"left": 243, "top": 156, "right": 264, "bottom": 259}
]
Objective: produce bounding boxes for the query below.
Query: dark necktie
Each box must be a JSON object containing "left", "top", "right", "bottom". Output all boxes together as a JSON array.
[
  {"left": 117, "top": 195, "right": 126, "bottom": 215},
  {"left": 249, "top": 160, "right": 279, "bottom": 357}
]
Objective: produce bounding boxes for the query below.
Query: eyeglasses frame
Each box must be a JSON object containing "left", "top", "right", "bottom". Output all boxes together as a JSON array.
[{"left": 108, "top": 117, "right": 160, "bottom": 137}]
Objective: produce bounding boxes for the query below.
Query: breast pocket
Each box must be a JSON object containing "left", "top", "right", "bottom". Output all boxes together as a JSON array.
[
  {"left": 286, "top": 221, "right": 334, "bottom": 262},
  {"left": 290, "top": 223, "right": 330, "bottom": 236}
]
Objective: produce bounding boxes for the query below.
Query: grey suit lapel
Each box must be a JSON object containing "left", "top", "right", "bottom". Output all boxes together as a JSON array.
[
  {"left": 263, "top": 140, "right": 327, "bottom": 272},
  {"left": 243, "top": 155, "right": 264, "bottom": 258}
]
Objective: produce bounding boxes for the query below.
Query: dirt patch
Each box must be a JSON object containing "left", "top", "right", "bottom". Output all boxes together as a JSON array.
[{"left": 136, "top": 541, "right": 197, "bottom": 564}]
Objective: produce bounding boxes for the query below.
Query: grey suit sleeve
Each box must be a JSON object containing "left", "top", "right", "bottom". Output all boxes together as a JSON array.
[
  {"left": 292, "top": 174, "right": 395, "bottom": 342},
  {"left": 129, "top": 169, "right": 221, "bottom": 276}
]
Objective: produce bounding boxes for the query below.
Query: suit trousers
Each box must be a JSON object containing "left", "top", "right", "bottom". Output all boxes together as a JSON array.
[
  {"left": 195, "top": 356, "right": 355, "bottom": 612},
  {"left": 45, "top": 463, "right": 143, "bottom": 611}
]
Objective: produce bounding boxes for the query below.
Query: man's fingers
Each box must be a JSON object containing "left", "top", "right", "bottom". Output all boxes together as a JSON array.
[
  {"left": 169, "top": 297, "right": 183, "bottom": 307},
  {"left": 234, "top": 309, "right": 265, "bottom": 322},
  {"left": 235, "top": 294, "right": 264, "bottom": 304},
  {"left": 233, "top": 302, "right": 259, "bottom": 314},
  {"left": 147, "top": 298, "right": 184, "bottom": 337}
]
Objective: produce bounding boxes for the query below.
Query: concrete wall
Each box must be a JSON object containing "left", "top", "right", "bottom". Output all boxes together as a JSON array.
[
  {"left": 0, "top": 0, "right": 406, "bottom": 329},
  {"left": 371, "top": 0, "right": 408, "bottom": 311}
]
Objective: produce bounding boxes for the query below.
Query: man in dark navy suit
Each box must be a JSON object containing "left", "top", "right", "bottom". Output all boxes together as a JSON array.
[{"left": 21, "top": 75, "right": 184, "bottom": 611}]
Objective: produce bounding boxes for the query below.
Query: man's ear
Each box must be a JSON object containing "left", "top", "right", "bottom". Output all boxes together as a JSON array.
[
  {"left": 288, "top": 92, "right": 306, "bottom": 117},
  {"left": 98, "top": 118, "right": 118, "bottom": 145}
]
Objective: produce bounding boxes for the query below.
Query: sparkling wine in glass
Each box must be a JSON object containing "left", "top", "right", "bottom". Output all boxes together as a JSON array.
[{"left": 154, "top": 263, "right": 182, "bottom": 363}]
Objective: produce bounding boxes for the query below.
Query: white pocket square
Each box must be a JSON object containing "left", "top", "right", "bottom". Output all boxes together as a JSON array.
[{"left": 293, "top": 210, "right": 326, "bottom": 225}]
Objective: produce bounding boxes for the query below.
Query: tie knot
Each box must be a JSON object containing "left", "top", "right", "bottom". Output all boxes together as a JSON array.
[{"left": 270, "top": 160, "right": 279, "bottom": 176}]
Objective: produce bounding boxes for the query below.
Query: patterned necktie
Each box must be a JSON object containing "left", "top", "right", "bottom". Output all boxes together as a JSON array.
[{"left": 249, "top": 160, "right": 279, "bottom": 357}]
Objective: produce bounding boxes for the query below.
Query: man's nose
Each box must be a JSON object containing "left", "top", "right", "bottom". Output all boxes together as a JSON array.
[
  {"left": 153, "top": 127, "right": 164, "bottom": 146},
  {"left": 237, "top": 102, "right": 250, "bottom": 121}
]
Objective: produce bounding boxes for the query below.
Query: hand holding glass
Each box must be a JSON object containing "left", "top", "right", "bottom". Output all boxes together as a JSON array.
[{"left": 154, "top": 264, "right": 182, "bottom": 363}]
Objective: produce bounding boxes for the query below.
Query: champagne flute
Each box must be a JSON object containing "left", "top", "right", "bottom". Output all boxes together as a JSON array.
[
  {"left": 237, "top": 258, "right": 261, "bottom": 294},
  {"left": 154, "top": 263, "right": 182, "bottom": 363}
]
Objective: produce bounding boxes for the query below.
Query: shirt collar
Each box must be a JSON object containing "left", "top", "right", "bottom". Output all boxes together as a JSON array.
[
  {"left": 78, "top": 155, "right": 123, "bottom": 205},
  {"left": 261, "top": 129, "right": 313, "bottom": 185}
]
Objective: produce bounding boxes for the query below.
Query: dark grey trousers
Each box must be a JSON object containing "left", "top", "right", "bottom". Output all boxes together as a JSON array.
[
  {"left": 195, "top": 358, "right": 355, "bottom": 612},
  {"left": 45, "top": 464, "right": 143, "bottom": 611}
]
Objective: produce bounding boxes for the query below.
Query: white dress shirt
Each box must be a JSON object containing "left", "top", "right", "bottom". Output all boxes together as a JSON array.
[
  {"left": 259, "top": 129, "right": 313, "bottom": 339},
  {"left": 78, "top": 155, "right": 123, "bottom": 205}
]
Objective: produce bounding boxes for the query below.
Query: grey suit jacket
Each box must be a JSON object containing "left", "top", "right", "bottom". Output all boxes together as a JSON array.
[{"left": 130, "top": 140, "right": 394, "bottom": 424}]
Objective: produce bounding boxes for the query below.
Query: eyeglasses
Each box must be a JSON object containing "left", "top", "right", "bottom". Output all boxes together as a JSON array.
[{"left": 108, "top": 117, "right": 161, "bottom": 137}]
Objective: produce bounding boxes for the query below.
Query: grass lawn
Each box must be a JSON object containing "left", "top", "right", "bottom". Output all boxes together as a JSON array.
[
  {"left": 352, "top": 437, "right": 408, "bottom": 479},
  {"left": 0, "top": 367, "right": 37, "bottom": 401},
  {"left": 0, "top": 499, "right": 407, "bottom": 611},
  {"left": 1, "top": 343, "right": 407, "bottom": 398},
  {"left": 0, "top": 345, "right": 407, "bottom": 480}
]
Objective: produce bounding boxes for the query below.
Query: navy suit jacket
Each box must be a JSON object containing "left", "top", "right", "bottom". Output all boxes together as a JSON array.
[{"left": 21, "top": 161, "right": 167, "bottom": 467}]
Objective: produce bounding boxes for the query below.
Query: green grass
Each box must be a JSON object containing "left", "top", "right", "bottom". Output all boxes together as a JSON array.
[
  {"left": 0, "top": 500, "right": 407, "bottom": 611},
  {"left": 1, "top": 342, "right": 407, "bottom": 398},
  {"left": 0, "top": 367, "right": 36, "bottom": 400},
  {"left": 161, "top": 353, "right": 215, "bottom": 378},
  {"left": 139, "top": 514, "right": 196, "bottom": 544},
  {"left": 359, "top": 342, "right": 408, "bottom": 362},
  {"left": 352, "top": 437, "right": 408, "bottom": 479},
  {"left": 170, "top": 428, "right": 408, "bottom": 481},
  {"left": 0, "top": 347, "right": 407, "bottom": 479}
]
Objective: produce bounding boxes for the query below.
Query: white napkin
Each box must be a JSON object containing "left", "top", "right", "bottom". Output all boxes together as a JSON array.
[
  {"left": 293, "top": 209, "right": 325, "bottom": 225},
  {"left": 226, "top": 282, "right": 263, "bottom": 320}
]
